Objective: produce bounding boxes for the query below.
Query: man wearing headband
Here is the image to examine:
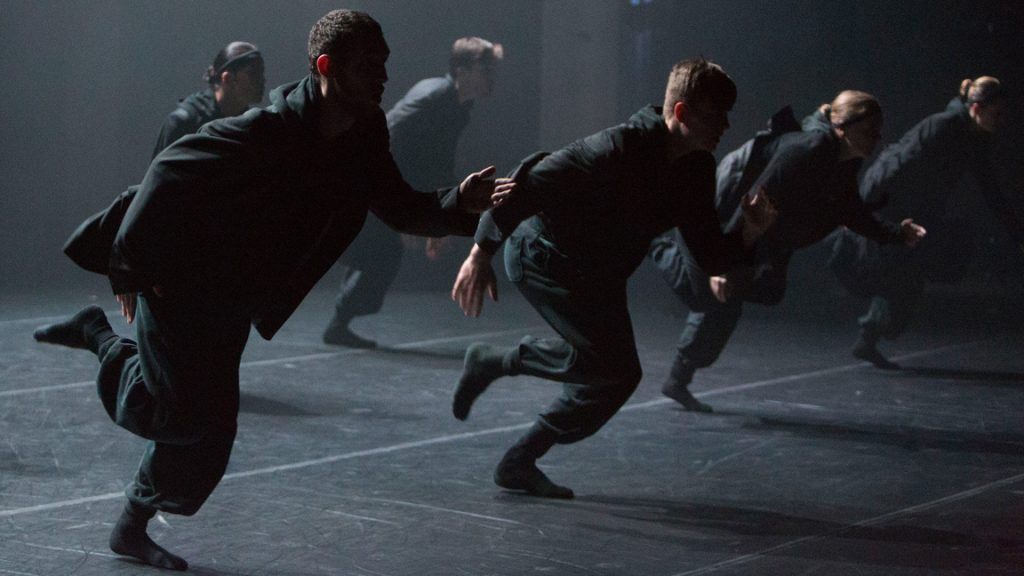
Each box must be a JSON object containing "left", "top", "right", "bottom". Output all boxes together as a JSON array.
[
  {"left": 322, "top": 36, "right": 504, "bottom": 348},
  {"left": 649, "top": 91, "right": 925, "bottom": 412},
  {"left": 33, "top": 10, "right": 509, "bottom": 570},
  {"left": 153, "top": 41, "right": 265, "bottom": 156},
  {"left": 831, "top": 76, "right": 1022, "bottom": 368}
]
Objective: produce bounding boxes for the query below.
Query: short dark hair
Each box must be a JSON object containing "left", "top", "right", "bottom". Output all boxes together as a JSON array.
[
  {"left": 662, "top": 58, "right": 736, "bottom": 120},
  {"left": 307, "top": 9, "right": 384, "bottom": 77},
  {"left": 205, "top": 41, "right": 261, "bottom": 86},
  {"left": 449, "top": 37, "right": 503, "bottom": 76}
]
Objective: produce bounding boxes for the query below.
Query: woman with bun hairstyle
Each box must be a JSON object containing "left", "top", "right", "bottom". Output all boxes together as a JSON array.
[
  {"left": 652, "top": 90, "right": 926, "bottom": 412},
  {"left": 833, "top": 76, "right": 1022, "bottom": 368}
]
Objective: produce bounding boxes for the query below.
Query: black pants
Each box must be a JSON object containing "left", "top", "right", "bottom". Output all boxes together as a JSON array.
[
  {"left": 96, "top": 293, "right": 250, "bottom": 516},
  {"left": 333, "top": 215, "right": 404, "bottom": 320},
  {"left": 504, "top": 219, "right": 642, "bottom": 444},
  {"left": 829, "top": 228, "right": 952, "bottom": 340},
  {"left": 649, "top": 231, "right": 788, "bottom": 369}
]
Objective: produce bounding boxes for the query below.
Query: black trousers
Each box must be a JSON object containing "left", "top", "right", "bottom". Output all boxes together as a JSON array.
[
  {"left": 829, "top": 228, "right": 954, "bottom": 340},
  {"left": 333, "top": 215, "right": 404, "bottom": 321},
  {"left": 504, "top": 219, "right": 642, "bottom": 444},
  {"left": 649, "top": 231, "right": 788, "bottom": 369},
  {"left": 96, "top": 293, "right": 250, "bottom": 516}
]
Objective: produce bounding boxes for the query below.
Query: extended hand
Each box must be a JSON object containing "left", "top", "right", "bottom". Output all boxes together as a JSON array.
[
  {"left": 900, "top": 218, "right": 927, "bottom": 246},
  {"left": 741, "top": 187, "right": 777, "bottom": 247},
  {"left": 452, "top": 244, "right": 498, "bottom": 317},
  {"left": 458, "top": 166, "right": 516, "bottom": 213}
]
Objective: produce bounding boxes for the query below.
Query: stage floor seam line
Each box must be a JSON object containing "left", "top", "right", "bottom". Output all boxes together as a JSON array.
[
  {"left": 0, "top": 325, "right": 548, "bottom": 399},
  {"left": 0, "top": 336, "right": 990, "bottom": 520},
  {"left": 670, "top": 470, "right": 1024, "bottom": 576}
]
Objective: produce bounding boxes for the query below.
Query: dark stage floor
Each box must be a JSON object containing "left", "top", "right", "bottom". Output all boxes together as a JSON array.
[{"left": 1, "top": 281, "right": 1022, "bottom": 575}]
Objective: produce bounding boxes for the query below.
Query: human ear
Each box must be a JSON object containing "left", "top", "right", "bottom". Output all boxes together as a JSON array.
[
  {"left": 673, "top": 100, "right": 686, "bottom": 123},
  {"left": 316, "top": 54, "right": 331, "bottom": 77}
]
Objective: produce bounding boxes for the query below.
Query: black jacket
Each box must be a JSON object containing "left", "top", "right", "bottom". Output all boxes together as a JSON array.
[
  {"left": 861, "top": 97, "right": 1021, "bottom": 246},
  {"left": 65, "top": 91, "right": 224, "bottom": 276},
  {"left": 73, "top": 75, "right": 476, "bottom": 339},
  {"left": 386, "top": 75, "right": 472, "bottom": 190},
  {"left": 151, "top": 89, "right": 222, "bottom": 159},
  {"left": 742, "top": 109, "right": 902, "bottom": 256},
  {"left": 715, "top": 106, "right": 801, "bottom": 232},
  {"left": 476, "top": 105, "right": 748, "bottom": 281}
]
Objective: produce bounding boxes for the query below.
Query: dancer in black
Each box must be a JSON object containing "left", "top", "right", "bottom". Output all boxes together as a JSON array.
[
  {"left": 64, "top": 42, "right": 266, "bottom": 278},
  {"left": 650, "top": 90, "right": 926, "bottom": 412},
  {"left": 830, "top": 76, "right": 1022, "bottom": 368},
  {"left": 323, "top": 37, "right": 504, "bottom": 347},
  {"left": 153, "top": 41, "right": 265, "bottom": 156},
  {"left": 451, "top": 59, "right": 775, "bottom": 498},
  {"left": 33, "top": 10, "right": 509, "bottom": 570}
]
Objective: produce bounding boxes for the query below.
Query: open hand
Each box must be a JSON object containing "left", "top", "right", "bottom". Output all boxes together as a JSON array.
[
  {"left": 451, "top": 244, "right": 498, "bottom": 316},
  {"left": 458, "top": 166, "right": 516, "bottom": 213}
]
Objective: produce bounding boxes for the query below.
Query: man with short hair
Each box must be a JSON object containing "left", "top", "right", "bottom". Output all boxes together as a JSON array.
[
  {"left": 450, "top": 58, "right": 775, "bottom": 498},
  {"left": 323, "top": 36, "right": 505, "bottom": 347},
  {"left": 34, "top": 10, "right": 507, "bottom": 570}
]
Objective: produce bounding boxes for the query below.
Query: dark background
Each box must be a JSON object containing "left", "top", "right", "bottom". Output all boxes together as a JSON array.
[{"left": 2, "top": 0, "right": 1021, "bottom": 298}]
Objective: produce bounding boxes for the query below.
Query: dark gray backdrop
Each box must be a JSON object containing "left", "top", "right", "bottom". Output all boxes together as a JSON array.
[{"left": 2, "top": 0, "right": 1020, "bottom": 297}]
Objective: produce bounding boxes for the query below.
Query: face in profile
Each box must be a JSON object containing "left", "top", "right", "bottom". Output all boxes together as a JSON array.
[
  {"left": 234, "top": 59, "right": 266, "bottom": 106},
  {"left": 331, "top": 40, "right": 390, "bottom": 115},
  {"left": 457, "top": 60, "right": 498, "bottom": 100},
  {"left": 972, "top": 100, "right": 1005, "bottom": 133},
  {"left": 841, "top": 113, "right": 883, "bottom": 159},
  {"left": 685, "top": 99, "right": 731, "bottom": 152}
]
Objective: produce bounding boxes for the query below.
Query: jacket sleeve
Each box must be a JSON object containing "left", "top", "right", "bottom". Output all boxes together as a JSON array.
[
  {"left": 109, "top": 114, "right": 271, "bottom": 294},
  {"left": 63, "top": 186, "right": 139, "bottom": 276},
  {"left": 971, "top": 149, "right": 1024, "bottom": 249},
  {"left": 366, "top": 112, "right": 479, "bottom": 237},
  {"left": 840, "top": 191, "right": 903, "bottom": 245},
  {"left": 474, "top": 126, "right": 630, "bottom": 254},
  {"left": 676, "top": 152, "right": 750, "bottom": 276}
]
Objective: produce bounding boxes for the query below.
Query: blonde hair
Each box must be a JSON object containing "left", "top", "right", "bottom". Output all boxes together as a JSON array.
[
  {"left": 959, "top": 76, "right": 1003, "bottom": 104},
  {"left": 817, "top": 90, "right": 881, "bottom": 128}
]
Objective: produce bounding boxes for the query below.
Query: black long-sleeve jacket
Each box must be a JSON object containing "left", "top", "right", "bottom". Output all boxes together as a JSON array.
[
  {"left": 743, "top": 111, "right": 903, "bottom": 256},
  {"left": 64, "top": 91, "right": 225, "bottom": 275},
  {"left": 861, "top": 97, "right": 1022, "bottom": 247},
  {"left": 475, "top": 105, "right": 748, "bottom": 281},
  {"left": 151, "top": 89, "right": 223, "bottom": 159},
  {"left": 92, "top": 75, "right": 476, "bottom": 339},
  {"left": 386, "top": 75, "right": 472, "bottom": 190}
]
